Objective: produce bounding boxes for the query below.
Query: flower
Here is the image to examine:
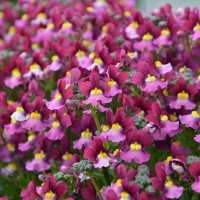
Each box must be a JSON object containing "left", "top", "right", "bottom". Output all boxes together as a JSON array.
[{"left": 189, "top": 162, "right": 200, "bottom": 193}]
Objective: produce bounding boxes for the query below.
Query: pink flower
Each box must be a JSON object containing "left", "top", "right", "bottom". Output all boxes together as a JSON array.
[
  {"left": 120, "top": 128, "right": 153, "bottom": 164},
  {"left": 84, "top": 139, "right": 112, "bottom": 168},
  {"left": 189, "top": 162, "right": 200, "bottom": 193}
]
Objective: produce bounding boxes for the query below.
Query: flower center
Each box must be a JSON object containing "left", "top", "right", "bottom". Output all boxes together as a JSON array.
[
  {"left": 130, "top": 21, "right": 138, "bottom": 28},
  {"left": 32, "top": 43, "right": 39, "bottom": 50},
  {"left": 51, "top": 55, "right": 58, "bottom": 61},
  {"left": 177, "top": 91, "right": 189, "bottom": 99},
  {"left": 191, "top": 111, "right": 200, "bottom": 118},
  {"left": 94, "top": 58, "right": 102, "bottom": 64},
  {"left": 47, "top": 23, "right": 54, "bottom": 28},
  {"left": 62, "top": 152, "right": 73, "bottom": 160},
  {"left": 90, "top": 88, "right": 103, "bottom": 95},
  {"left": 66, "top": 71, "right": 71, "bottom": 77},
  {"left": 65, "top": 84, "right": 71, "bottom": 89},
  {"left": 102, "top": 25, "right": 108, "bottom": 31},
  {"left": 160, "top": 115, "right": 168, "bottom": 121},
  {"left": 76, "top": 50, "right": 85, "bottom": 57},
  {"left": 7, "top": 143, "right": 15, "bottom": 151},
  {"left": 45, "top": 191, "right": 56, "bottom": 200},
  {"left": 120, "top": 191, "right": 129, "bottom": 200},
  {"left": 161, "top": 29, "right": 170, "bottom": 35},
  {"left": 81, "top": 129, "right": 92, "bottom": 138},
  {"left": 35, "top": 151, "right": 45, "bottom": 159},
  {"left": 107, "top": 79, "right": 116, "bottom": 87},
  {"left": 52, "top": 120, "right": 60, "bottom": 128},
  {"left": 179, "top": 66, "right": 187, "bottom": 73},
  {"left": 37, "top": 13, "right": 46, "bottom": 19},
  {"left": 98, "top": 151, "right": 107, "bottom": 159},
  {"left": 166, "top": 156, "right": 172, "bottom": 163},
  {"left": 11, "top": 118, "right": 16, "bottom": 123},
  {"left": 111, "top": 123, "right": 121, "bottom": 131},
  {"left": 12, "top": 68, "right": 21, "bottom": 78},
  {"left": 170, "top": 114, "right": 177, "bottom": 121},
  {"left": 130, "top": 142, "right": 142, "bottom": 151},
  {"left": 54, "top": 93, "right": 62, "bottom": 99},
  {"left": 7, "top": 163, "right": 17, "bottom": 170},
  {"left": 31, "top": 111, "right": 41, "bottom": 119},
  {"left": 124, "top": 11, "right": 131, "bottom": 17},
  {"left": 102, "top": 125, "right": 109, "bottom": 131},
  {"left": 143, "top": 33, "right": 153, "bottom": 41},
  {"left": 146, "top": 74, "right": 156, "bottom": 82},
  {"left": 62, "top": 21, "right": 72, "bottom": 28},
  {"left": 165, "top": 177, "right": 173, "bottom": 187},
  {"left": 155, "top": 61, "right": 162, "bottom": 67},
  {"left": 86, "top": 7, "right": 94, "bottom": 13},
  {"left": 16, "top": 106, "right": 24, "bottom": 112},
  {"left": 194, "top": 23, "right": 200, "bottom": 31},
  {"left": 116, "top": 179, "right": 122, "bottom": 186},
  {"left": 113, "top": 148, "right": 120, "bottom": 155},
  {"left": 30, "top": 63, "right": 40, "bottom": 71},
  {"left": 28, "top": 134, "right": 36, "bottom": 141},
  {"left": 9, "top": 26, "right": 15, "bottom": 35}
]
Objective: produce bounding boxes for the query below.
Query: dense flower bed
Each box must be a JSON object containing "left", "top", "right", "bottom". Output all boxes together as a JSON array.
[{"left": 0, "top": 0, "right": 200, "bottom": 199}]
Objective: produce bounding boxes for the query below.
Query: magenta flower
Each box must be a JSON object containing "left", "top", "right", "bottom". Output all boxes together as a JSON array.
[
  {"left": 5, "top": 67, "right": 23, "bottom": 89},
  {"left": 20, "top": 181, "right": 40, "bottom": 200},
  {"left": 120, "top": 128, "right": 153, "bottom": 164},
  {"left": 179, "top": 110, "right": 200, "bottom": 129},
  {"left": 132, "top": 61, "right": 168, "bottom": 93},
  {"left": 152, "top": 162, "right": 184, "bottom": 199},
  {"left": 168, "top": 77, "right": 198, "bottom": 110},
  {"left": 72, "top": 114, "right": 96, "bottom": 150},
  {"left": 189, "top": 162, "right": 200, "bottom": 193},
  {"left": 103, "top": 180, "right": 139, "bottom": 200},
  {"left": 105, "top": 65, "right": 128, "bottom": 97},
  {"left": 79, "top": 69, "right": 112, "bottom": 106},
  {"left": 44, "top": 109, "right": 72, "bottom": 140},
  {"left": 47, "top": 54, "right": 62, "bottom": 71},
  {"left": 36, "top": 175, "right": 68, "bottom": 199},
  {"left": 26, "top": 150, "right": 51, "bottom": 172},
  {"left": 84, "top": 139, "right": 112, "bottom": 168},
  {"left": 146, "top": 102, "right": 180, "bottom": 140},
  {"left": 100, "top": 107, "right": 133, "bottom": 143}
]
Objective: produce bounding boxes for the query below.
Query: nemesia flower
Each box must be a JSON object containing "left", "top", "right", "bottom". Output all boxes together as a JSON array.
[
  {"left": 189, "top": 162, "right": 200, "bottom": 193},
  {"left": 146, "top": 102, "right": 180, "bottom": 140},
  {"left": 168, "top": 77, "right": 198, "bottom": 110},
  {"left": 120, "top": 128, "right": 153, "bottom": 164},
  {"left": 179, "top": 110, "right": 200, "bottom": 129},
  {"left": 5, "top": 67, "right": 23, "bottom": 89},
  {"left": 84, "top": 139, "right": 112, "bottom": 168},
  {"left": 80, "top": 69, "right": 112, "bottom": 106},
  {"left": 100, "top": 107, "right": 133, "bottom": 142},
  {"left": 36, "top": 175, "right": 68, "bottom": 199},
  {"left": 26, "top": 150, "right": 51, "bottom": 172},
  {"left": 132, "top": 61, "right": 168, "bottom": 93},
  {"left": 31, "top": 12, "right": 48, "bottom": 26},
  {"left": 152, "top": 162, "right": 184, "bottom": 199},
  {"left": 0, "top": 1, "right": 200, "bottom": 199},
  {"left": 47, "top": 54, "right": 62, "bottom": 71},
  {"left": 72, "top": 114, "right": 96, "bottom": 150},
  {"left": 125, "top": 21, "right": 139, "bottom": 39},
  {"left": 20, "top": 181, "right": 40, "bottom": 200}
]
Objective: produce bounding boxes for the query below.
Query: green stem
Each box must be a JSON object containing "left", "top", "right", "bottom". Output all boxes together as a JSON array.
[
  {"left": 89, "top": 105, "right": 102, "bottom": 134},
  {"left": 111, "top": 169, "right": 117, "bottom": 182},
  {"left": 89, "top": 176, "right": 103, "bottom": 200},
  {"left": 0, "top": 129, "right": 6, "bottom": 146}
]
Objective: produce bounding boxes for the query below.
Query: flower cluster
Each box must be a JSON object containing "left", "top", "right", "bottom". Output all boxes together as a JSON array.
[{"left": 0, "top": 0, "right": 200, "bottom": 199}]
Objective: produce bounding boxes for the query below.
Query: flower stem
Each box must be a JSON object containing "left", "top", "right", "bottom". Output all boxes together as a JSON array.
[
  {"left": 0, "top": 130, "right": 6, "bottom": 146},
  {"left": 89, "top": 105, "right": 102, "bottom": 134},
  {"left": 89, "top": 175, "right": 103, "bottom": 200}
]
